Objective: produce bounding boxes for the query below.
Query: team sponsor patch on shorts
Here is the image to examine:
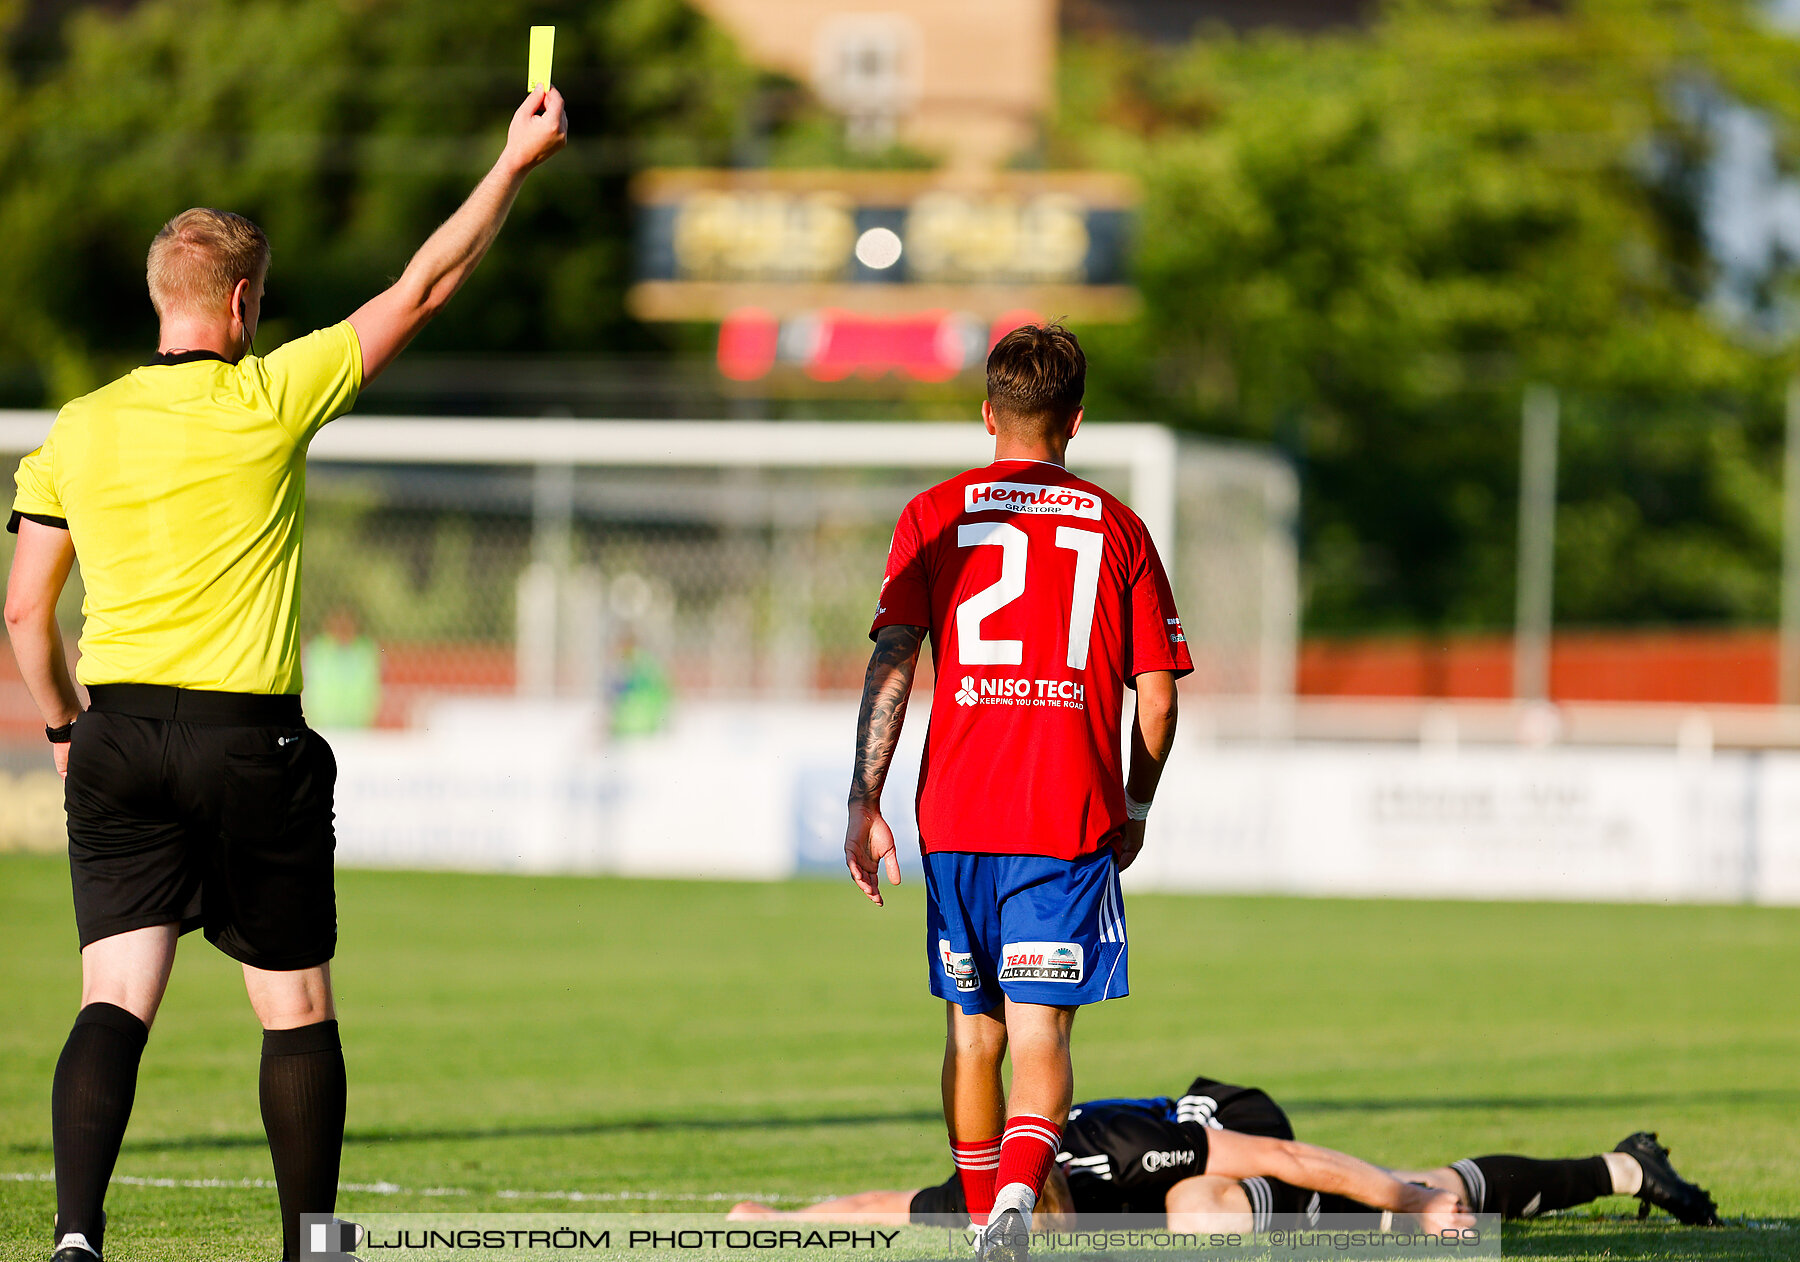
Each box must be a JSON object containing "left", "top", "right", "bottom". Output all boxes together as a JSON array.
[
  {"left": 999, "top": 941, "right": 1084, "bottom": 983},
  {"left": 939, "top": 939, "right": 981, "bottom": 991}
]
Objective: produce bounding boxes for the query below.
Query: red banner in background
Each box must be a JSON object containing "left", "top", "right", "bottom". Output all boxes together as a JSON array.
[
  {"left": 716, "top": 307, "right": 780, "bottom": 381},
  {"left": 718, "top": 307, "right": 1039, "bottom": 383}
]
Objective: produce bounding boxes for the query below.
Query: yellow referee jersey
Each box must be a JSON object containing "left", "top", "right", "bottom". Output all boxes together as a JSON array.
[{"left": 7, "top": 322, "right": 363, "bottom": 695}]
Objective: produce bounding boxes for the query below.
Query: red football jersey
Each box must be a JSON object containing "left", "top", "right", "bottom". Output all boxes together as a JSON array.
[{"left": 871, "top": 459, "right": 1193, "bottom": 859}]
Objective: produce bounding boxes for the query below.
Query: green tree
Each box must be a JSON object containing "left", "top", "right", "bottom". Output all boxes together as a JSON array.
[
  {"left": 0, "top": 0, "right": 766, "bottom": 404},
  {"left": 1060, "top": 0, "right": 1800, "bottom": 633}
]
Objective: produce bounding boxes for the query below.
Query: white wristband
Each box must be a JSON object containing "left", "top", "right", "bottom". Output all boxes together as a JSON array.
[{"left": 1125, "top": 792, "right": 1152, "bottom": 821}]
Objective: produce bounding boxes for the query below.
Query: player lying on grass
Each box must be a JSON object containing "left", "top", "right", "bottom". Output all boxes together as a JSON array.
[{"left": 728, "top": 1074, "right": 1719, "bottom": 1231}]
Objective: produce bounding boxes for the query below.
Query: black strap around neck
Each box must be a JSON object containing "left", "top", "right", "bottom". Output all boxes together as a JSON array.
[{"left": 147, "top": 349, "right": 230, "bottom": 366}]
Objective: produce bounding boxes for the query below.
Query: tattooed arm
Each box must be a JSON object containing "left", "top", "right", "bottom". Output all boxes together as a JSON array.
[{"left": 845, "top": 623, "right": 926, "bottom": 905}]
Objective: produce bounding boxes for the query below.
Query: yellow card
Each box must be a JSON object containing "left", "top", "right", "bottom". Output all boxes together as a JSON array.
[{"left": 528, "top": 26, "right": 555, "bottom": 92}]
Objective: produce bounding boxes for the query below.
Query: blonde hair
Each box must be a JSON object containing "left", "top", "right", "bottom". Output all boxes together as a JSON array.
[
  {"left": 1035, "top": 1164, "right": 1077, "bottom": 1231},
  {"left": 146, "top": 208, "right": 270, "bottom": 319}
]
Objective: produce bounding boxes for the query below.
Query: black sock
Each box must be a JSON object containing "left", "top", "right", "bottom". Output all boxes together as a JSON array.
[
  {"left": 52, "top": 1002, "right": 149, "bottom": 1251},
  {"left": 1454, "top": 1154, "right": 1613, "bottom": 1219},
  {"left": 260, "top": 1021, "right": 346, "bottom": 1262}
]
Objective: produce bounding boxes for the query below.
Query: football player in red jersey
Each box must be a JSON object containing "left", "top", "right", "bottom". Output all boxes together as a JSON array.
[{"left": 845, "top": 324, "right": 1190, "bottom": 1259}]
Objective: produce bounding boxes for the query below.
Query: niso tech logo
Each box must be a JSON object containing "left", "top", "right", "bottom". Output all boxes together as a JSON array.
[
  {"left": 953, "top": 676, "right": 1086, "bottom": 710},
  {"left": 965, "top": 482, "right": 1103, "bottom": 519}
]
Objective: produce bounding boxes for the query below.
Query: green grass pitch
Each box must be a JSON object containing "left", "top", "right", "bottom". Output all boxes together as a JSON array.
[{"left": 2, "top": 852, "right": 1797, "bottom": 1260}]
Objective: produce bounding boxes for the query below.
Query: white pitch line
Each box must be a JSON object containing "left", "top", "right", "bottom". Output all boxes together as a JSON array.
[{"left": 1, "top": 1171, "right": 813, "bottom": 1203}]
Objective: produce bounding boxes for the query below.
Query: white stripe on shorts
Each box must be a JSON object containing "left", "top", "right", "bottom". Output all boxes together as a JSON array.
[
  {"left": 1451, "top": 1158, "right": 1487, "bottom": 1213},
  {"left": 1241, "top": 1177, "right": 1273, "bottom": 1232},
  {"left": 1099, "top": 868, "right": 1123, "bottom": 943}
]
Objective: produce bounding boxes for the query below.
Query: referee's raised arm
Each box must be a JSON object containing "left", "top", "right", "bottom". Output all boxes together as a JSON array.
[
  {"left": 348, "top": 87, "right": 567, "bottom": 383},
  {"left": 5, "top": 89, "right": 566, "bottom": 1262}
]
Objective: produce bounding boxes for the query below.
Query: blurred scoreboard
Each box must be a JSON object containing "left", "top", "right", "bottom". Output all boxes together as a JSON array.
[{"left": 629, "top": 169, "right": 1137, "bottom": 383}]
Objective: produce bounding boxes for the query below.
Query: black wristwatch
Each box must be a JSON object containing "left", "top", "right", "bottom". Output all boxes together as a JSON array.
[{"left": 46, "top": 719, "right": 76, "bottom": 744}]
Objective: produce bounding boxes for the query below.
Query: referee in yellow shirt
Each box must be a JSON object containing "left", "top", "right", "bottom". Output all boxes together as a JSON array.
[{"left": 4, "top": 90, "right": 566, "bottom": 1262}]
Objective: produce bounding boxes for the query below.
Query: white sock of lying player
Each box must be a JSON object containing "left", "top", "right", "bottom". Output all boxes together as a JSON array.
[{"left": 1603, "top": 1151, "right": 1643, "bottom": 1196}]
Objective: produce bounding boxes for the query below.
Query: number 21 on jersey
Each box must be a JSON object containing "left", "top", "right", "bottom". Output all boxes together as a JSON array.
[{"left": 955, "top": 521, "right": 1104, "bottom": 670}]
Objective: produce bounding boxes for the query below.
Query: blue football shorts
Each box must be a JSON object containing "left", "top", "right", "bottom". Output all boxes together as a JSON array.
[{"left": 923, "top": 848, "right": 1128, "bottom": 1014}]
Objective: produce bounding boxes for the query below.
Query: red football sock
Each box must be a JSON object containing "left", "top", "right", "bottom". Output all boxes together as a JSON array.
[
  {"left": 950, "top": 1135, "right": 1002, "bottom": 1225},
  {"left": 994, "top": 1114, "right": 1062, "bottom": 1209}
]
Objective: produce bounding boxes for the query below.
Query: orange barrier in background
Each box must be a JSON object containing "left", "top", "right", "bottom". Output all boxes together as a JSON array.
[
  {"left": 1298, "top": 629, "right": 1781, "bottom": 704},
  {"left": 2, "top": 631, "right": 1786, "bottom": 742}
]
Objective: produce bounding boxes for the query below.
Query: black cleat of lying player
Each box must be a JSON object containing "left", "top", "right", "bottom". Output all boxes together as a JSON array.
[
  {"left": 979, "top": 1207, "right": 1030, "bottom": 1262},
  {"left": 1615, "top": 1131, "right": 1720, "bottom": 1225}
]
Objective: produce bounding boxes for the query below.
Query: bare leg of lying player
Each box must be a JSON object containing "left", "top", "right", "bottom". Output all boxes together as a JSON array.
[
  {"left": 726, "top": 1177, "right": 1078, "bottom": 1229},
  {"left": 726, "top": 1192, "right": 915, "bottom": 1227},
  {"left": 1161, "top": 1175, "right": 1256, "bottom": 1232}
]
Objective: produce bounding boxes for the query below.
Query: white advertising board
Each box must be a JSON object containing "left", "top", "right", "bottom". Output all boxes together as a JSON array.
[{"left": 324, "top": 700, "right": 1800, "bottom": 905}]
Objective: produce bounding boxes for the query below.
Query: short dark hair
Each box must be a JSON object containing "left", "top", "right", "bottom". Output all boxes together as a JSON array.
[{"left": 986, "top": 323, "right": 1086, "bottom": 433}]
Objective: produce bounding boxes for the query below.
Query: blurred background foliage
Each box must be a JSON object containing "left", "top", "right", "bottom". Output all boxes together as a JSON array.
[
  {"left": 0, "top": 0, "right": 816, "bottom": 403},
  {"left": 1059, "top": 0, "right": 1800, "bottom": 632},
  {"left": 7, "top": 0, "right": 1800, "bottom": 635}
]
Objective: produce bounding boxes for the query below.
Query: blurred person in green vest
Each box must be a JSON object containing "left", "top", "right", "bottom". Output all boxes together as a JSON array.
[
  {"left": 610, "top": 631, "right": 670, "bottom": 738},
  {"left": 303, "top": 608, "right": 381, "bottom": 729}
]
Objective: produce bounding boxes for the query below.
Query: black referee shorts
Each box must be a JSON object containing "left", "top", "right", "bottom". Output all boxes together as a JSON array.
[{"left": 65, "top": 684, "right": 339, "bottom": 971}]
